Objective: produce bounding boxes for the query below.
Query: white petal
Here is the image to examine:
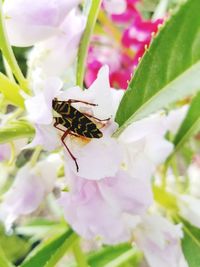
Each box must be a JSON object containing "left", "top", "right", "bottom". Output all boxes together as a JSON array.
[
  {"left": 65, "top": 132, "right": 122, "bottom": 180},
  {"left": 178, "top": 195, "right": 200, "bottom": 228},
  {"left": 3, "top": 0, "right": 81, "bottom": 46},
  {"left": 28, "top": 9, "right": 86, "bottom": 77},
  {"left": 26, "top": 124, "right": 60, "bottom": 151}
]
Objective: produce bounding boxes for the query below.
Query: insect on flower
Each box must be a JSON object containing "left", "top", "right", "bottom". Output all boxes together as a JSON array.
[{"left": 52, "top": 98, "right": 109, "bottom": 172}]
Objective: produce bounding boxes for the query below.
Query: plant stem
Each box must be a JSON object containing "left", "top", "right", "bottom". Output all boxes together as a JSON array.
[
  {"left": 30, "top": 146, "right": 42, "bottom": 166},
  {"left": 73, "top": 239, "right": 88, "bottom": 267},
  {"left": 76, "top": 0, "right": 102, "bottom": 88},
  {"left": 7, "top": 141, "right": 15, "bottom": 166},
  {"left": 0, "top": 1, "right": 30, "bottom": 94}
]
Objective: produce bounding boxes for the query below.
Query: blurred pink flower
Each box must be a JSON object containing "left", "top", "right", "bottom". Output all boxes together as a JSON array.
[
  {"left": 3, "top": 0, "right": 81, "bottom": 46},
  {"left": 85, "top": 0, "right": 163, "bottom": 89}
]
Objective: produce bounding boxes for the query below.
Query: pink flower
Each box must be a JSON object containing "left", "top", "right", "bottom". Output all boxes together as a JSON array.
[
  {"left": 85, "top": 1, "right": 163, "bottom": 89},
  {"left": 59, "top": 169, "right": 152, "bottom": 244},
  {"left": 111, "top": 0, "right": 139, "bottom": 23},
  {"left": 122, "top": 16, "right": 163, "bottom": 66}
]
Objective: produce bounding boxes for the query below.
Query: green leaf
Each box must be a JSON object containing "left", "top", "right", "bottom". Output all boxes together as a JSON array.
[
  {"left": 0, "top": 120, "right": 35, "bottom": 144},
  {"left": 0, "top": 246, "right": 13, "bottom": 267},
  {"left": 21, "top": 229, "right": 76, "bottom": 267},
  {"left": 0, "top": 73, "right": 25, "bottom": 108},
  {"left": 115, "top": 0, "right": 200, "bottom": 136},
  {"left": 0, "top": 225, "right": 31, "bottom": 264},
  {"left": 68, "top": 244, "right": 132, "bottom": 267},
  {"left": 168, "top": 92, "right": 200, "bottom": 161},
  {"left": 181, "top": 219, "right": 200, "bottom": 267}
]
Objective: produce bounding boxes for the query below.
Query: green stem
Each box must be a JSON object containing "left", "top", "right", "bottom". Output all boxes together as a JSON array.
[
  {"left": 0, "top": 1, "right": 30, "bottom": 94},
  {"left": 44, "top": 232, "right": 78, "bottom": 267},
  {"left": 76, "top": 0, "right": 102, "bottom": 88},
  {"left": 30, "top": 146, "right": 42, "bottom": 166},
  {"left": 7, "top": 141, "right": 15, "bottom": 166},
  {"left": 73, "top": 239, "right": 88, "bottom": 267}
]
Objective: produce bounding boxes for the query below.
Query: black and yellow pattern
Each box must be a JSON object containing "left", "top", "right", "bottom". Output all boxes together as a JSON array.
[{"left": 52, "top": 99, "right": 103, "bottom": 139}]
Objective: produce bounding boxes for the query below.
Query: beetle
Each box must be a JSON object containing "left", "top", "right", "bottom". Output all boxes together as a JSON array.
[{"left": 52, "top": 98, "right": 109, "bottom": 172}]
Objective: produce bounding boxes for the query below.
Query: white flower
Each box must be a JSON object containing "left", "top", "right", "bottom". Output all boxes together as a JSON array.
[
  {"left": 58, "top": 169, "right": 152, "bottom": 244},
  {"left": 25, "top": 65, "right": 173, "bottom": 182},
  {"left": 134, "top": 215, "right": 188, "bottom": 267},
  {"left": 25, "top": 77, "right": 63, "bottom": 150},
  {"left": 187, "top": 160, "right": 200, "bottom": 198},
  {"left": 178, "top": 195, "right": 200, "bottom": 228},
  {"left": 166, "top": 105, "right": 188, "bottom": 135},
  {"left": 0, "top": 154, "right": 62, "bottom": 229},
  {"left": 3, "top": 0, "right": 81, "bottom": 46},
  {"left": 119, "top": 113, "right": 174, "bottom": 180},
  {"left": 28, "top": 9, "right": 86, "bottom": 80}
]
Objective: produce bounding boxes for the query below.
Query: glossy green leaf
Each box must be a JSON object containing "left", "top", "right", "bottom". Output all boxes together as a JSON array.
[
  {"left": 0, "top": 73, "right": 25, "bottom": 108},
  {"left": 115, "top": 0, "right": 200, "bottom": 136},
  {"left": 168, "top": 92, "right": 200, "bottom": 161},
  {"left": 182, "top": 220, "right": 200, "bottom": 267},
  {"left": 21, "top": 229, "right": 76, "bottom": 267},
  {"left": 69, "top": 244, "right": 141, "bottom": 267},
  {"left": 0, "top": 120, "right": 35, "bottom": 144}
]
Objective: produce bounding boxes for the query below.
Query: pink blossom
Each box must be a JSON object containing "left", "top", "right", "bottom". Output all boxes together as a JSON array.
[
  {"left": 111, "top": 0, "right": 139, "bottom": 23},
  {"left": 122, "top": 16, "right": 163, "bottom": 66},
  {"left": 86, "top": 1, "right": 163, "bottom": 89}
]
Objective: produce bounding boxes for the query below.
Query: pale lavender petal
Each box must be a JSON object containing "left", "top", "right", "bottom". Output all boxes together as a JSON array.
[
  {"left": 3, "top": 0, "right": 81, "bottom": 46},
  {"left": 26, "top": 124, "right": 60, "bottom": 151}
]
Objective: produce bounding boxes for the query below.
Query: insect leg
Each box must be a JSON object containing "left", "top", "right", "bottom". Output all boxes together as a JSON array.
[
  {"left": 53, "top": 121, "right": 80, "bottom": 137},
  {"left": 53, "top": 121, "right": 65, "bottom": 132},
  {"left": 82, "top": 112, "right": 110, "bottom": 122},
  {"left": 61, "top": 130, "right": 79, "bottom": 172},
  {"left": 53, "top": 121, "right": 79, "bottom": 171}
]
